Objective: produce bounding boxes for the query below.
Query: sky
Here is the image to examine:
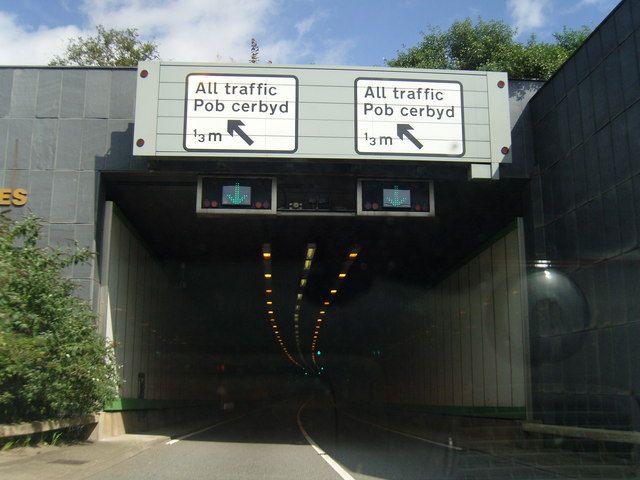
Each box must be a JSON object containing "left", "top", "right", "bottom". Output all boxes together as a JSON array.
[{"left": 0, "top": 0, "right": 621, "bottom": 66}]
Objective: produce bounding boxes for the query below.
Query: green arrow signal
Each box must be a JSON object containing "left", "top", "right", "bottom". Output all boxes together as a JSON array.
[
  {"left": 226, "top": 183, "right": 248, "bottom": 205},
  {"left": 385, "top": 186, "right": 408, "bottom": 207}
]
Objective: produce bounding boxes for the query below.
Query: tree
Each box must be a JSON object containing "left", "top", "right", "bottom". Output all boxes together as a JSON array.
[
  {"left": 49, "top": 25, "right": 159, "bottom": 67},
  {"left": 386, "top": 19, "right": 591, "bottom": 80},
  {"left": 0, "top": 214, "right": 118, "bottom": 423}
]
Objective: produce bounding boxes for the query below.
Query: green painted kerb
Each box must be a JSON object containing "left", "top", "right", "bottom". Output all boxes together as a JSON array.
[
  {"left": 388, "top": 403, "right": 526, "bottom": 420},
  {"left": 104, "top": 398, "right": 215, "bottom": 412}
]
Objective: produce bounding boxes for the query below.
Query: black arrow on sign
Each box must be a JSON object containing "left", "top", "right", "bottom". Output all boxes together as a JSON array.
[
  {"left": 397, "top": 124, "right": 423, "bottom": 150},
  {"left": 227, "top": 120, "right": 254, "bottom": 146}
]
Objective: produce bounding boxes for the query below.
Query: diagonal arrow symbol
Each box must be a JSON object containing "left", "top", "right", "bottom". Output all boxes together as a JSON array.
[
  {"left": 397, "top": 124, "right": 423, "bottom": 150},
  {"left": 227, "top": 120, "right": 254, "bottom": 146}
]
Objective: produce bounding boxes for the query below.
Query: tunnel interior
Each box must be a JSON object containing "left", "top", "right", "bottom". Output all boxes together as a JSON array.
[{"left": 100, "top": 169, "right": 529, "bottom": 416}]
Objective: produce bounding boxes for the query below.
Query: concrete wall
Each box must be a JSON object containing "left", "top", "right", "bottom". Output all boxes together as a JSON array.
[
  {"left": 525, "top": 0, "right": 640, "bottom": 431},
  {"left": 0, "top": 67, "right": 144, "bottom": 312},
  {"left": 381, "top": 224, "right": 528, "bottom": 417},
  {"left": 99, "top": 202, "right": 218, "bottom": 404}
]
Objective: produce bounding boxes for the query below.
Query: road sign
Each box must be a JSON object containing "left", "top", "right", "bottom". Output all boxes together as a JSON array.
[
  {"left": 196, "top": 177, "right": 277, "bottom": 215},
  {"left": 184, "top": 74, "right": 298, "bottom": 153},
  {"left": 357, "top": 179, "right": 434, "bottom": 217},
  {"left": 135, "top": 63, "right": 511, "bottom": 174},
  {"left": 355, "top": 78, "right": 464, "bottom": 157}
]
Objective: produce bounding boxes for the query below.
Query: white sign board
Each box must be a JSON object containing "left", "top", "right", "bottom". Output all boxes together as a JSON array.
[
  {"left": 184, "top": 74, "right": 298, "bottom": 153},
  {"left": 355, "top": 78, "right": 464, "bottom": 157}
]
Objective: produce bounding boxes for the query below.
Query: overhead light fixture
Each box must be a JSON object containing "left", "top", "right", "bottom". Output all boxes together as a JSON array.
[
  {"left": 300, "top": 279, "right": 307, "bottom": 287},
  {"left": 323, "top": 301, "right": 330, "bottom": 305},
  {"left": 266, "top": 301, "right": 273, "bottom": 305},
  {"left": 319, "top": 310, "right": 325, "bottom": 315},
  {"left": 297, "top": 293, "right": 303, "bottom": 301},
  {"left": 317, "top": 318, "right": 322, "bottom": 322},
  {"left": 304, "top": 260, "right": 311, "bottom": 270},
  {"left": 349, "top": 252, "right": 358, "bottom": 259},
  {"left": 266, "top": 289, "right": 272, "bottom": 293},
  {"left": 306, "top": 245, "right": 316, "bottom": 260},
  {"left": 264, "top": 273, "right": 272, "bottom": 278},
  {"left": 338, "top": 273, "right": 346, "bottom": 278},
  {"left": 330, "top": 289, "right": 337, "bottom": 294},
  {"left": 268, "top": 310, "right": 274, "bottom": 314}
]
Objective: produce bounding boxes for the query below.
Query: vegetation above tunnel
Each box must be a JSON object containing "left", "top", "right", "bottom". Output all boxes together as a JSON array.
[{"left": 386, "top": 18, "right": 591, "bottom": 80}]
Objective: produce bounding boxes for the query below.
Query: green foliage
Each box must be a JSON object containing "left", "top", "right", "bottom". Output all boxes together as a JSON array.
[
  {"left": 0, "top": 214, "right": 118, "bottom": 424},
  {"left": 49, "top": 25, "right": 159, "bottom": 67},
  {"left": 387, "top": 18, "right": 591, "bottom": 80}
]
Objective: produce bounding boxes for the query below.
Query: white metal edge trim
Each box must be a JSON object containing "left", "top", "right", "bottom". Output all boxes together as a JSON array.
[{"left": 133, "top": 61, "right": 160, "bottom": 156}]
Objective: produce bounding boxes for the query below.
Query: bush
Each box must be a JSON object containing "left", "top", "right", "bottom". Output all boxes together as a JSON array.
[{"left": 0, "top": 214, "right": 118, "bottom": 424}]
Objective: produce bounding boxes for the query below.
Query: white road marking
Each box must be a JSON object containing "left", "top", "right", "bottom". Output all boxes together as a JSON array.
[
  {"left": 297, "top": 401, "right": 357, "bottom": 480},
  {"left": 341, "top": 411, "right": 463, "bottom": 451},
  {"left": 165, "top": 413, "right": 249, "bottom": 445}
]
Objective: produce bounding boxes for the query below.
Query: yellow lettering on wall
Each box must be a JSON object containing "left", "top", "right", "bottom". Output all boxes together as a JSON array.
[
  {"left": 12, "top": 188, "right": 28, "bottom": 206},
  {"left": 0, "top": 188, "right": 29, "bottom": 206},
  {"left": 0, "top": 189, "right": 11, "bottom": 206}
]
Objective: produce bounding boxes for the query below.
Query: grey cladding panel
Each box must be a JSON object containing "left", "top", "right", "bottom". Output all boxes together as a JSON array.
[
  {"left": 85, "top": 70, "right": 111, "bottom": 118},
  {"left": 9, "top": 70, "right": 38, "bottom": 118},
  {"left": 0, "top": 70, "right": 14, "bottom": 117},
  {"left": 60, "top": 71, "right": 86, "bottom": 118},
  {"left": 36, "top": 70, "right": 62, "bottom": 118}
]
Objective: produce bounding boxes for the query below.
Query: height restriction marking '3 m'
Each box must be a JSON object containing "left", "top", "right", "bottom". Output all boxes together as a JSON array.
[
  {"left": 183, "top": 74, "right": 298, "bottom": 153},
  {"left": 355, "top": 78, "right": 464, "bottom": 156}
]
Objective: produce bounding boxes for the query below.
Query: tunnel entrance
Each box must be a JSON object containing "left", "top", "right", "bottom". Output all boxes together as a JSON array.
[{"left": 97, "top": 169, "right": 531, "bottom": 427}]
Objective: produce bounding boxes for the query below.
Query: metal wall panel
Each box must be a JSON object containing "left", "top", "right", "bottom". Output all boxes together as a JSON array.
[{"left": 386, "top": 223, "right": 528, "bottom": 412}]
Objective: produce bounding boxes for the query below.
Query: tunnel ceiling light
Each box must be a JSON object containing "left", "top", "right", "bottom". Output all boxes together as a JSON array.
[
  {"left": 319, "top": 310, "right": 325, "bottom": 315},
  {"left": 300, "top": 279, "right": 307, "bottom": 287},
  {"left": 317, "top": 318, "right": 322, "bottom": 322},
  {"left": 306, "top": 245, "right": 316, "bottom": 260},
  {"left": 330, "top": 289, "right": 337, "bottom": 294},
  {"left": 297, "top": 293, "right": 303, "bottom": 301},
  {"left": 323, "top": 301, "right": 330, "bottom": 305},
  {"left": 263, "top": 252, "right": 271, "bottom": 259},
  {"left": 267, "top": 310, "right": 274, "bottom": 314},
  {"left": 266, "top": 301, "right": 273, "bottom": 305},
  {"left": 349, "top": 252, "right": 358, "bottom": 259},
  {"left": 338, "top": 273, "right": 347, "bottom": 278},
  {"left": 264, "top": 273, "right": 272, "bottom": 278},
  {"left": 266, "top": 289, "right": 272, "bottom": 293},
  {"left": 304, "top": 260, "right": 312, "bottom": 270}
]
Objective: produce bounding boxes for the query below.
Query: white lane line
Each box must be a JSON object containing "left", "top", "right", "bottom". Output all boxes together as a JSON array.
[
  {"left": 166, "top": 400, "right": 287, "bottom": 445},
  {"left": 165, "top": 413, "right": 249, "bottom": 445},
  {"left": 340, "top": 411, "right": 463, "bottom": 451},
  {"left": 296, "top": 401, "right": 356, "bottom": 480}
]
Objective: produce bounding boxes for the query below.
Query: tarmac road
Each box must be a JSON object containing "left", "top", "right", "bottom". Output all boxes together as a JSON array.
[{"left": 86, "top": 395, "right": 567, "bottom": 480}]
